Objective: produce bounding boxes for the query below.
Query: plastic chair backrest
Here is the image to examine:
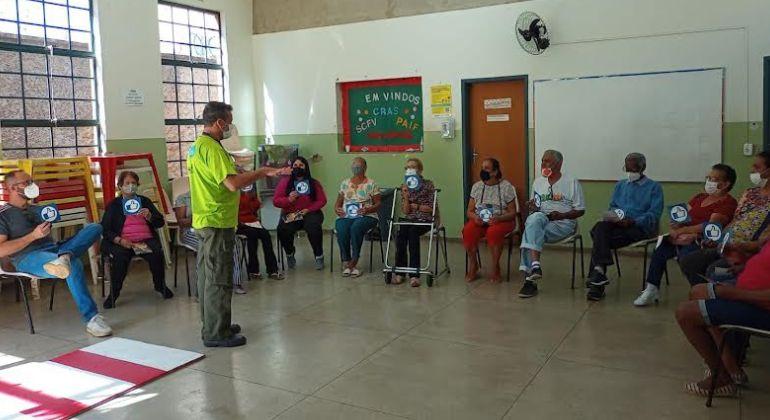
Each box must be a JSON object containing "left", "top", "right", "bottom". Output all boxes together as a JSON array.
[{"left": 376, "top": 188, "right": 395, "bottom": 235}]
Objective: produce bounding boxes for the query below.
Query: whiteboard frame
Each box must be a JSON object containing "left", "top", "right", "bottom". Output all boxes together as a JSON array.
[{"left": 532, "top": 67, "right": 725, "bottom": 183}]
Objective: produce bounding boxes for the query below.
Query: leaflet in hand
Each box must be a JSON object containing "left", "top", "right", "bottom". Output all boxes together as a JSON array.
[
  {"left": 244, "top": 221, "right": 263, "bottom": 229},
  {"left": 602, "top": 208, "right": 625, "bottom": 222}
]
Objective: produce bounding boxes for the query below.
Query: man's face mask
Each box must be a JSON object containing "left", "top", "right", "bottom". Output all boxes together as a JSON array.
[
  {"left": 351, "top": 165, "right": 364, "bottom": 176},
  {"left": 218, "top": 120, "right": 235, "bottom": 140},
  {"left": 19, "top": 182, "right": 39, "bottom": 199}
]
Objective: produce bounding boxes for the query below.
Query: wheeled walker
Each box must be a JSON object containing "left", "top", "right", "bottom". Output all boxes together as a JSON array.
[{"left": 382, "top": 188, "right": 450, "bottom": 287}]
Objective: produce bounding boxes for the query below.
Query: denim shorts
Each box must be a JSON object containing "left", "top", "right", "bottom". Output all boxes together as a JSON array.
[{"left": 699, "top": 294, "right": 770, "bottom": 331}]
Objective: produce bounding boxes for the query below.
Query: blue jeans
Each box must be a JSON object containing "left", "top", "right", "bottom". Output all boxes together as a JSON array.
[
  {"left": 335, "top": 216, "right": 378, "bottom": 262},
  {"left": 13, "top": 223, "right": 102, "bottom": 323},
  {"left": 519, "top": 212, "right": 576, "bottom": 272},
  {"left": 645, "top": 239, "right": 698, "bottom": 287}
]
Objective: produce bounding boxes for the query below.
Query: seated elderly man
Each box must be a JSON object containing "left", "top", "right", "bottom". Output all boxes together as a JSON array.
[
  {"left": 0, "top": 170, "right": 112, "bottom": 337},
  {"left": 676, "top": 239, "right": 770, "bottom": 397},
  {"left": 518, "top": 150, "right": 585, "bottom": 298},
  {"left": 587, "top": 152, "right": 664, "bottom": 301}
]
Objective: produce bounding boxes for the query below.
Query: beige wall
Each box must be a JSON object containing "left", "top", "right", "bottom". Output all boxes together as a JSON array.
[{"left": 252, "top": 0, "right": 528, "bottom": 34}]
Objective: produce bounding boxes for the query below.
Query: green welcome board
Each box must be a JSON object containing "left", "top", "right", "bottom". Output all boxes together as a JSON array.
[{"left": 339, "top": 77, "right": 424, "bottom": 152}]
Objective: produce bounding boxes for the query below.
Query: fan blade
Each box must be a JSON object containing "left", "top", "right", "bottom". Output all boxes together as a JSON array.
[{"left": 517, "top": 28, "right": 533, "bottom": 41}]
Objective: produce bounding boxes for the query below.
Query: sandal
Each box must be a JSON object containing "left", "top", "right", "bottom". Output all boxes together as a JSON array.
[
  {"left": 350, "top": 268, "right": 361, "bottom": 278},
  {"left": 392, "top": 275, "right": 404, "bottom": 285},
  {"left": 684, "top": 381, "right": 738, "bottom": 398},
  {"left": 409, "top": 277, "right": 420, "bottom": 287},
  {"left": 342, "top": 268, "right": 351, "bottom": 277},
  {"left": 703, "top": 368, "right": 749, "bottom": 386},
  {"left": 268, "top": 272, "right": 285, "bottom": 280}
]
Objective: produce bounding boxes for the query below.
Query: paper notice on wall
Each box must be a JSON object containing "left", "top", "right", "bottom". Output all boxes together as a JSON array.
[
  {"left": 124, "top": 89, "right": 144, "bottom": 106},
  {"left": 484, "top": 98, "right": 511, "bottom": 109},
  {"left": 486, "top": 114, "right": 510, "bottom": 122},
  {"left": 430, "top": 84, "right": 452, "bottom": 116}
]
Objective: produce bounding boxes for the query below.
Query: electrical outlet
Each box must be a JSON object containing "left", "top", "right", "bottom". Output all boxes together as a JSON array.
[{"left": 743, "top": 143, "right": 754, "bottom": 157}]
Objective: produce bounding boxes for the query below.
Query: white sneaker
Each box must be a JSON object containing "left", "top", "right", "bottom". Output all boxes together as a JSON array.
[
  {"left": 44, "top": 255, "right": 71, "bottom": 279},
  {"left": 234, "top": 285, "right": 247, "bottom": 295},
  {"left": 86, "top": 314, "right": 113, "bottom": 337},
  {"left": 633, "top": 284, "right": 660, "bottom": 307}
]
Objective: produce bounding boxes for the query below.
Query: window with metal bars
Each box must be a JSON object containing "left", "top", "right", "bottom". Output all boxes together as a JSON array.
[
  {"left": 158, "top": 1, "right": 226, "bottom": 180},
  {"left": 0, "top": 0, "right": 99, "bottom": 159}
]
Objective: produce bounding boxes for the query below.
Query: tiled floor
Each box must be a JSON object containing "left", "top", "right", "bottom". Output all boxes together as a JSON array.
[{"left": 1, "top": 236, "right": 767, "bottom": 419}]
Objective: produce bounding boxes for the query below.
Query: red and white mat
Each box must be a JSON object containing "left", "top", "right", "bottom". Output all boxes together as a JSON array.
[{"left": 0, "top": 337, "right": 203, "bottom": 419}]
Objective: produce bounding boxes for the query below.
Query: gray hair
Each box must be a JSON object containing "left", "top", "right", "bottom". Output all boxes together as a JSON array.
[
  {"left": 625, "top": 152, "right": 647, "bottom": 171},
  {"left": 543, "top": 149, "right": 563, "bottom": 164}
]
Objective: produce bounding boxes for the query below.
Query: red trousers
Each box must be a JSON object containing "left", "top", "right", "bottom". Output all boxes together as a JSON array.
[{"left": 462, "top": 220, "right": 514, "bottom": 249}]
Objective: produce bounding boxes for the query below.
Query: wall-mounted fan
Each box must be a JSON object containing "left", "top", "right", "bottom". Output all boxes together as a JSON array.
[{"left": 516, "top": 12, "right": 550, "bottom": 55}]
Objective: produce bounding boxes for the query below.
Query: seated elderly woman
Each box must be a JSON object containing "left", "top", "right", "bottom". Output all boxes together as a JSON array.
[
  {"left": 676, "top": 239, "right": 770, "bottom": 398},
  {"left": 393, "top": 158, "right": 438, "bottom": 287},
  {"left": 679, "top": 152, "right": 770, "bottom": 286},
  {"left": 101, "top": 171, "right": 171, "bottom": 308},
  {"left": 333, "top": 157, "right": 381, "bottom": 277},
  {"left": 633, "top": 164, "right": 738, "bottom": 306},
  {"left": 463, "top": 157, "right": 519, "bottom": 283},
  {"left": 274, "top": 156, "right": 328, "bottom": 270}
]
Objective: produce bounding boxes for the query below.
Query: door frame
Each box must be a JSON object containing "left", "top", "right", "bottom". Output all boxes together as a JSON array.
[
  {"left": 764, "top": 56, "right": 770, "bottom": 151},
  {"left": 461, "top": 75, "right": 530, "bottom": 207}
]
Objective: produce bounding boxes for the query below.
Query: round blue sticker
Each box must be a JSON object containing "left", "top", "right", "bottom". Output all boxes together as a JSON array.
[
  {"left": 40, "top": 205, "right": 59, "bottom": 222},
  {"left": 405, "top": 175, "right": 420, "bottom": 190},
  {"left": 345, "top": 203, "right": 360, "bottom": 218},
  {"left": 669, "top": 205, "right": 689, "bottom": 223},
  {"left": 295, "top": 180, "right": 310, "bottom": 195},
  {"left": 478, "top": 207, "right": 493, "bottom": 223},
  {"left": 533, "top": 192, "right": 542, "bottom": 209},
  {"left": 703, "top": 223, "right": 723, "bottom": 242},
  {"left": 123, "top": 198, "right": 141, "bottom": 215}
]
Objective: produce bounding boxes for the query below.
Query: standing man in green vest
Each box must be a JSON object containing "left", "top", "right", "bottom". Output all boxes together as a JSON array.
[{"left": 188, "top": 101, "right": 288, "bottom": 347}]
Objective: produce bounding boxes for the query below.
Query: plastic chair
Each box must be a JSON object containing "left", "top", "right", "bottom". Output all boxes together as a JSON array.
[{"left": 0, "top": 264, "right": 58, "bottom": 334}]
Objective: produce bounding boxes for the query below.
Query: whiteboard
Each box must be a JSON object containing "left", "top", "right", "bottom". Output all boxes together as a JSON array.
[{"left": 533, "top": 69, "right": 723, "bottom": 182}]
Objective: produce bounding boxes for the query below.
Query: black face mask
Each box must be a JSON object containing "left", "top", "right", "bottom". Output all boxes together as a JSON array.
[
  {"left": 480, "top": 170, "right": 491, "bottom": 181},
  {"left": 292, "top": 168, "right": 307, "bottom": 178}
]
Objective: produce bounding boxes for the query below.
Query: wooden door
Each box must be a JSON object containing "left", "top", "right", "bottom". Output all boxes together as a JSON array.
[{"left": 464, "top": 78, "right": 528, "bottom": 203}]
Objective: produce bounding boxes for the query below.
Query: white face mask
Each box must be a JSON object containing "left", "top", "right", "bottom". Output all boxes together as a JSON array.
[
  {"left": 627, "top": 172, "right": 641, "bottom": 182},
  {"left": 750, "top": 172, "right": 768, "bottom": 187},
  {"left": 704, "top": 180, "right": 719, "bottom": 194},
  {"left": 122, "top": 183, "right": 138, "bottom": 195},
  {"left": 22, "top": 183, "right": 39, "bottom": 199},
  {"left": 405, "top": 168, "right": 417, "bottom": 176},
  {"left": 222, "top": 122, "right": 236, "bottom": 140}
]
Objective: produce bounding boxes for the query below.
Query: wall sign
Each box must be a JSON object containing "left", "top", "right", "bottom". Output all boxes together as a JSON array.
[
  {"left": 430, "top": 84, "right": 452, "bottom": 116},
  {"left": 484, "top": 97, "right": 511, "bottom": 109},
  {"left": 486, "top": 114, "right": 510, "bottom": 122},
  {"left": 339, "top": 77, "right": 423, "bottom": 152},
  {"left": 124, "top": 88, "right": 145, "bottom": 106}
]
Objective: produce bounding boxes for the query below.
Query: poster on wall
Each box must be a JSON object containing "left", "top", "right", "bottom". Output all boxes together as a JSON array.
[
  {"left": 339, "top": 77, "right": 423, "bottom": 152},
  {"left": 430, "top": 84, "right": 452, "bottom": 115}
]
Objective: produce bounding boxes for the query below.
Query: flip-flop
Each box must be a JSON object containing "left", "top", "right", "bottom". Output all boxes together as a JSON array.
[{"left": 350, "top": 268, "right": 361, "bottom": 278}]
